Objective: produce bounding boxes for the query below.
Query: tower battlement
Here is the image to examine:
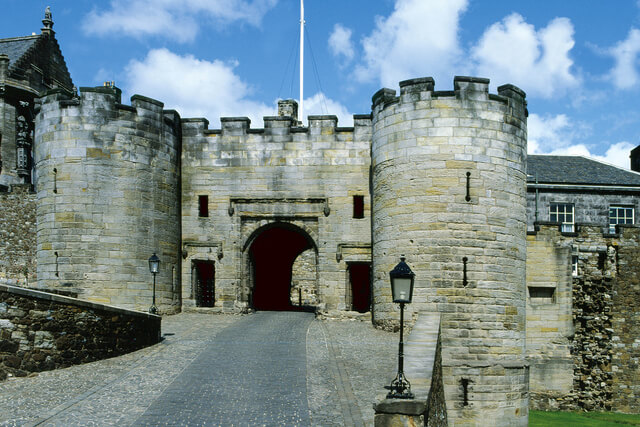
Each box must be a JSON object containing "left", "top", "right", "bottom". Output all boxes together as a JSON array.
[{"left": 373, "top": 76, "right": 527, "bottom": 122}]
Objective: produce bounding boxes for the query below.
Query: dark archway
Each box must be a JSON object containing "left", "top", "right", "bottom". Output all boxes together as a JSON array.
[{"left": 248, "top": 224, "right": 315, "bottom": 311}]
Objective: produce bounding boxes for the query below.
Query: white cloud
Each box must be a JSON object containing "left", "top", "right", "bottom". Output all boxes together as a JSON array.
[
  {"left": 83, "top": 0, "right": 277, "bottom": 42},
  {"left": 122, "top": 48, "right": 354, "bottom": 128},
  {"left": 527, "top": 113, "right": 573, "bottom": 153},
  {"left": 328, "top": 24, "right": 355, "bottom": 63},
  {"left": 593, "top": 141, "right": 635, "bottom": 169},
  {"left": 607, "top": 28, "right": 640, "bottom": 89},
  {"left": 528, "top": 113, "right": 634, "bottom": 169},
  {"left": 541, "top": 142, "right": 634, "bottom": 170},
  {"left": 124, "top": 48, "right": 273, "bottom": 125},
  {"left": 472, "top": 13, "right": 579, "bottom": 98},
  {"left": 354, "top": 0, "right": 468, "bottom": 88},
  {"left": 302, "top": 93, "right": 353, "bottom": 126}
]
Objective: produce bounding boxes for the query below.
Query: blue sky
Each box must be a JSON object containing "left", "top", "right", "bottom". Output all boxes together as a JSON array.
[{"left": 4, "top": 0, "right": 640, "bottom": 169}]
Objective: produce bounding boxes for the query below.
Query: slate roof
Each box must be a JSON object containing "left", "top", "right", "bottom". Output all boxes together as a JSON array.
[
  {"left": 0, "top": 36, "right": 40, "bottom": 71},
  {"left": 527, "top": 155, "right": 640, "bottom": 186}
]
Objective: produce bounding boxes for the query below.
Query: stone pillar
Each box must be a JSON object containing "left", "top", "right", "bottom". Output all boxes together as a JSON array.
[{"left": 374, "top": 400, "right": 429, "bottom": 427}]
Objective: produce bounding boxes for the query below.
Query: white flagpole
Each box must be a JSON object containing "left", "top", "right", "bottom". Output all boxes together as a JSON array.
[{"left": 299, "top": 0, "right": 305, "bottom": 125}]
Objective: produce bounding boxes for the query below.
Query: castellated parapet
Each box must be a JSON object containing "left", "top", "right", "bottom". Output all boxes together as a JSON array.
[
  {"left": 371, "top": 76, "right": 528, "bottom": 425},
  {"left": 34, "top": 86, "right": 182, "bottom": 313}
]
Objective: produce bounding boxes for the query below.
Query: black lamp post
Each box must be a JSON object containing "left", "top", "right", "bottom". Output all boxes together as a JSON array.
[
  {"left": 148, "top": 253, "right": 160, "bottom": 314},
  {"left": 387, "top": 256, "right": 415, "bottom": 399}
]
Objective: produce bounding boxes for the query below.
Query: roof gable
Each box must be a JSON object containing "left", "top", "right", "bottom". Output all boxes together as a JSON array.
[
  {"left": 0, "top": 11, "right": 73, "bottom": 94},
  {"left": 0, "top": 36, "right": 40, "bottom": 69}
]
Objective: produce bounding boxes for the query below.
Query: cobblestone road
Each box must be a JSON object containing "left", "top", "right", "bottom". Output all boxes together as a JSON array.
[{"left": 0, "top": 312, "right": 397, "bottom": 426}]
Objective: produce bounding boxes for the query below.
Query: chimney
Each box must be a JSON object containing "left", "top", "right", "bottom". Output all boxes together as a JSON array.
[
  {"left": 278, "top": 99, "right": 299, "bottom": 122},
  {"left": 631, "top": 145, "right": 640, "bottom": 172}
]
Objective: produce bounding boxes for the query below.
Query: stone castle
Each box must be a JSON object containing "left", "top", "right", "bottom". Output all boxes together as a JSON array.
[{"left": 2, "top": 9, "right": 640, "bottom": 426}]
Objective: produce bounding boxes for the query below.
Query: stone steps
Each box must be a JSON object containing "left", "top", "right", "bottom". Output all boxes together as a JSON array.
[{"left": 404, "top": 312, "right": 441, "bottom": 399}]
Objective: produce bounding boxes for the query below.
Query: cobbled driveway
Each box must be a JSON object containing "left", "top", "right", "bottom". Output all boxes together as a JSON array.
[{"left": 0, "top": 312, "right": 397, "bottom": 426}]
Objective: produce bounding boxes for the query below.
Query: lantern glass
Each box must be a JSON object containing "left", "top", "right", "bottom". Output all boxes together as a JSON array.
[
  {"left": 392, "top": 277, "right": 413, "bottom": 303},
  {"left": 149, "top": 253, "right": 160, "bottom": 274},
  {"left": 389, "top": 257, "right": 415, "bottom": 303}
]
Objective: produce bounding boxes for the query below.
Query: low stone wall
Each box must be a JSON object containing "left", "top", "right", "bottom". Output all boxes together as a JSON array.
[
  {"left": 0, "top": 284, "right": 160, "bottom": 380},
  {"left": 0, "top": 184, "right": 36, "bottom": 287}
]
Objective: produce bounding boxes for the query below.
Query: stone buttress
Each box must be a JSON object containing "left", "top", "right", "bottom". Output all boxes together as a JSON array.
[
  {"left": 371, "top": 76, "right": 529, "bottom": 426},
  {"left": 34, "top": 86, "right": 182, "bottom": 313}
]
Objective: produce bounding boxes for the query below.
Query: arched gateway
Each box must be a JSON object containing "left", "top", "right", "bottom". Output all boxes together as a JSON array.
[{"left": 245, "top": 223, "right": 318, "bottom": 311}]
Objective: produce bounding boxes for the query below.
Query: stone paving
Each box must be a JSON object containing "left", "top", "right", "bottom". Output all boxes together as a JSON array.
[{"left": 0, "top": 312, "right": 397, "bottom": 426}]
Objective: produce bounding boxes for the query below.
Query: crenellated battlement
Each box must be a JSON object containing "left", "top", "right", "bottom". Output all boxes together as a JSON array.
[
  {"left": 372, "top": 75, "right": 527, "bottom": 121},
  {"left": 181, "top": 111, "right": 372, "bottom": 139}
]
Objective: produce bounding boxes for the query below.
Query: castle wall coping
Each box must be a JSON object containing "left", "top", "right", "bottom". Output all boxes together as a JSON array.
[
  {"left": 220, "top": 116, "right": 251, "bottom": 123},
  {"left": 444, "top": 359, "right": 528, "bottom": 369},
  {"left": 59, "top": 99, "right": 80, "bottom": 108},
  {"left": 527, "top": 183, "right": 640, "bottom": 192},
  {"left": 307, "top": 114, "right": 338, "bottom": 121},
  {"left": 182, "top": 117, "right": 210, "bottom": 125},
  {"left": 0, "top": 284, "right": 160, "bottom": 320},
  {"left": 353, "top": 114, "right": 372, "bottom": 120},
  {"left": 131, "top": 94, "right": 164, "bottom": 107},
  {"left": 115, "top": 103, "right": 136, "bottom": 113},
  {"left": 454, "top": 75, "right": 490, "bottom": 84},
  {"left": 528, "top": 221, "right": 639, "bottom": 237},
  {"left": 0, "top": 183, "right": 35, "bottom": 194},
  {"left": 374, "top": 399, "right": 428, "bottom": 415}
]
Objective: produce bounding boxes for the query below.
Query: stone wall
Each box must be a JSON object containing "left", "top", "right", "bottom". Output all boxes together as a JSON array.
[
  {"left": 527, "top": 223, "right": 640, "bottom": 413},
  {"left": 0, "top": 284, "right": 160, "bottom": 380},
  {"left": 525, "top": 225, "right": 573, "bottom": 398},
  {"left": 611, "top": 227, "right": 640, "bottom": 412},
  {"left": 290, "top": 249, "right": 317, "bottom": 307},
  {"left": 526, "top": 190, "right": 640, "bottom": 232},
  {"left": 0, "top": 184, "right": 36, "bottom": 286}
]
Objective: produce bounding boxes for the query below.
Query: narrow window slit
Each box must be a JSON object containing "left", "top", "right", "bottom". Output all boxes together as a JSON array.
[
  {"left": 465, "top": 172, "right": 471, "bottom": 202},
  {"left": 353, "top": 195, "right": 364, "bottom": 219},
  {"left": 53, "top": 168, "right": 57, "bottom": 193},
  {"left": 54, "top": 251, "right": 59, "bottom": 277},
  {"left": 198, "top": 195, "right": 208, "bottom": 217},
  {"left": 460, "top": 378, "right": 472, "bottom": 406},
  {"left": 462, "top": 257, "right": 468, "bottom": 287}
]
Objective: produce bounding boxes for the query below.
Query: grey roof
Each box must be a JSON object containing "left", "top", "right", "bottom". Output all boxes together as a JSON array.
[
  {"left": 527, "top": 155, "right": 640, "bottom": 186},
  {"left": 0, "top": 36, "right": 40, "bottom": 71}
]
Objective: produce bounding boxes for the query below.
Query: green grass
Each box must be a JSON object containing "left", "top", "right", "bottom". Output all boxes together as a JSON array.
[{"left": 530, "top": 410, "right": 640, "bottom": 426}]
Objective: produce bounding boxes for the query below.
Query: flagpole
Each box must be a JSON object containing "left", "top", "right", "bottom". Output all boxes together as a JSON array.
[{"left": 299, "top": 0, "right": 304, "bottom": 125}]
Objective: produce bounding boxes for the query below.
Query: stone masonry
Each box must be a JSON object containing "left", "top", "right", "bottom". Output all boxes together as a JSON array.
[
  {"left": 371, "top": 77, "right": 529, "bottom": 426},
  {"left": 34, "top": 86, "right": 182, "bottom": 313},
  {"left": 0, "top": 284, "right": 160, "bottom": 381},
  {"left": 0, "top": 184, "right": 36, "bottom": 287},
  {"left": 527, "top": 223, "right": 640, "bottom": 413}
]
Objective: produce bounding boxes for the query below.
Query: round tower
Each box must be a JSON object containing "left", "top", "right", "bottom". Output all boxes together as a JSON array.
[
  {"left": 34, "top": 86, "right": 181, "bottom": 313},
  {"left": 371, "top": 76, "right": 528, "bottom": 425}
]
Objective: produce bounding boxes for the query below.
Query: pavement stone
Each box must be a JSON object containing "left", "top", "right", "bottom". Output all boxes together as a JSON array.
[{"left": 0, "top": 312, "right": 397, "bottom": 426}]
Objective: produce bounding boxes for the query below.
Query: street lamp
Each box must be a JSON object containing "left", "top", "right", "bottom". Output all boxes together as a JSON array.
[
  {"left": 387, "top": 256, "right": 415, "bottom": 399},
  {"left": 148, "top": 253, "right": 160, "bottom": 314}
]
